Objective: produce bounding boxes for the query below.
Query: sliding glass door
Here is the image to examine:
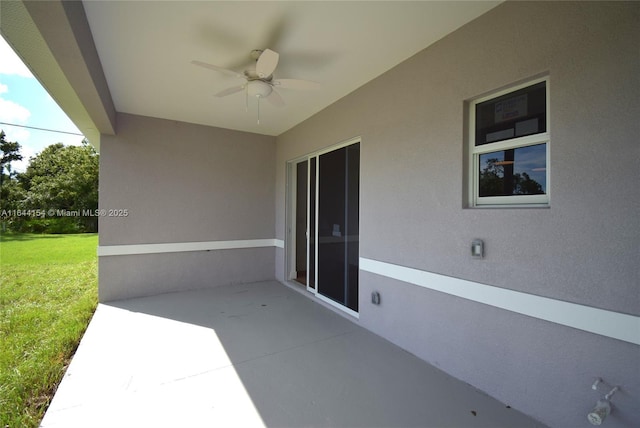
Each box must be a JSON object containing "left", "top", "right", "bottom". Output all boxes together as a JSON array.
[{"left": 289, "top": 140, "right": 360, "bottom": 314}]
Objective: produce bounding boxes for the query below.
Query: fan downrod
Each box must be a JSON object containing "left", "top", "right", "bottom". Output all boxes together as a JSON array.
[{"left": 250, "top": 49, "right": 263, "bottom": 60}]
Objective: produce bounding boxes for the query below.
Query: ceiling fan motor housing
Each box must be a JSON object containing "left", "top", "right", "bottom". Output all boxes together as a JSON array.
[{"left": 247, "top": 80, "right": 273, "bottom": 98}]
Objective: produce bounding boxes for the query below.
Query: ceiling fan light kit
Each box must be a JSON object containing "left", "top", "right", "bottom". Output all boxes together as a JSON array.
[
  {"left": 247, "top": 80, "right": 273, "bottom": 98},
  {"left": 192, "top": 48, "right": 320, "bottom": 125}
]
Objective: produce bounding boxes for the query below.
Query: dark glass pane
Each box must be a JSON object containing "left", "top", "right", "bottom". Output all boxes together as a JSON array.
[
  {"left": 475, "top": 82, "right": 546, "bottom": 146},
  {"left": 345, "top": 144, "right": 359, "bottom": 312},
  {"left": 318, "top": 148, "right": 346, "bottom": 305},
  {"left": 317, "top": 143, "right": 359, "bottom": 311},
  {"left": 478, "top": 143, "right": 546, "bottom": 197},
  {"left": 295, "top": 161, "right": 308, "bottom": 285},
  {"left": 308, "top": 158, "right": 316, "bottom": 289}
]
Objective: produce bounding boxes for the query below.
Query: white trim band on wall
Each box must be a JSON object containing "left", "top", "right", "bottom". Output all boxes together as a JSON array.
[
  {"left": 360, "top": 257, "right": 640, "bottom": 346},
  {"left": 98, "top": 239, "right": 283, "bottom": 257}
]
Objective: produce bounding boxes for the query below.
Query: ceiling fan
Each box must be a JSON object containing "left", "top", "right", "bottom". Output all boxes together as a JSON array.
[{"left": 192, "top": 49, "right": 320, "bottom": 124}]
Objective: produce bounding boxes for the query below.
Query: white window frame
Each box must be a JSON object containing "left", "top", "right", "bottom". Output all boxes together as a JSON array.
[{"left": 469, "top": 76, "right": 550, "bottom": 207}]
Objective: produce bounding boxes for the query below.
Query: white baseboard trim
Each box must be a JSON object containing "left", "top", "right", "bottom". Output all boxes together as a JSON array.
[
  {"left": 360, "top": 257, "right": 640, "bottom": 345},
  {"left": 98, "top": 239, "right": 279, "bottom": 257}
]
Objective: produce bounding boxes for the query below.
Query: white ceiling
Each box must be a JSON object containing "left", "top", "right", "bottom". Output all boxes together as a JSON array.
[{"left": 83, "top": 1, "right": 500, "bottom": 136}]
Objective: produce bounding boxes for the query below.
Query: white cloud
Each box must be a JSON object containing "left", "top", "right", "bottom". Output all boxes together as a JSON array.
[
  {"left": 0, "top": 81, "right": 32, "bottom": 173},
  {"left": 6, "top": 128, "right": 30, "bottom": 142},
  {"left": 0, "top": 37, "right": 33, "bottom": 78},
  {"left": 0, "top": 97, "right": 31, "bottom": 123}
]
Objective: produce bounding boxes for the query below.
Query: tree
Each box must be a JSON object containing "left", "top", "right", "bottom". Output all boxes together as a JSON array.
[
  {"left": 1, "top": 131, "right": 24, "bottom": 231},
  {"left": 20, "top": 141, "right": 99, "bottom": 232},
  {"left": 513, "top": 171, "right": 543, "bottom": 195},
  {"left": 478, "top": 157, "right": 504, "bottom": 197},
  {"left": 0, "top": 130, "right": 23, "bottom": 188},
  {"left": 479, "top": 157, "right": 543, "bottom": 197}
]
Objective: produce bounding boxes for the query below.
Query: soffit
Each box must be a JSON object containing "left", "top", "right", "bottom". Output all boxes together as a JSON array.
[{"left": 82, "top": 1, "right": 501, "bottom": 136}]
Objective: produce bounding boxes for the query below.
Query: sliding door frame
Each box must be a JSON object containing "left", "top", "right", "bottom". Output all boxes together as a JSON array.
[{"left": 286, "top": 154, "right": 308, "bottom": 286}]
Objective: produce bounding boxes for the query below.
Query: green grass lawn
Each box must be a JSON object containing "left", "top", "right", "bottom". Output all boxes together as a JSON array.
[{"left": 0, "top": 233, "right": 98, "bottom": 428}]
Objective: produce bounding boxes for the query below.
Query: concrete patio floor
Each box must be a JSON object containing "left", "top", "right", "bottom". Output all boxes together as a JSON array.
[{"left": 41, "top": 281, "right": 544, "bottom": 428}]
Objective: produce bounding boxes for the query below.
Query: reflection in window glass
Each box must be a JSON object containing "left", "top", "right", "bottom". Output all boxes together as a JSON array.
[
  {"left": 479, "top": 144, "right": 546, "bottom": 197},
  {"left": 475, "top": 82, "right": 546, "bottom": 146}
]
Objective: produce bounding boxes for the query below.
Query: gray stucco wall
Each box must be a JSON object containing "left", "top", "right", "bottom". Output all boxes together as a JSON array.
[
  {"left": 275, "top": 2, "right": 639, "bottom": 427},
  {"left": 99, "top": 113, "right": 276, "bottom": 301}
]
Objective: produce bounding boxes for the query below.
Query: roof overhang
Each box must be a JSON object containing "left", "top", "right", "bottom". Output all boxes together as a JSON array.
[
  {"left": 0, "top": 0, "right": 116, "bottom": 150},
  {"left": 1, "top": 1, "right": 503, "bottom": 142}
]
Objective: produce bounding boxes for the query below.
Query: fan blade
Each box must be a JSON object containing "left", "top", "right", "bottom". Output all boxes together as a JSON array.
[
  {"left": 273, "top": 79, "right": 321, "bottom": 91},
  {"left": 215, "top": 85, "right": 245, "bottom": 97},
  {"left": 266, "top": 89, "right": 285, "bottom": 107},
  {"left": 256, "top": 49, "right": 279, "bottom": 78},
  {"left": 191, "top": 60, "right": 245, "bottom": 79}
]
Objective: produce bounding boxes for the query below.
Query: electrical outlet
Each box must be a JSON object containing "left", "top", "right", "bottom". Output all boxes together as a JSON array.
[{"left": 371, "top": 291, "right": 381, "bottom": 305}]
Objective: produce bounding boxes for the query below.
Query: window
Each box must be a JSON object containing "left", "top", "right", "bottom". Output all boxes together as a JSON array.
[{"left": 469, "top": 77, "right": 549, "bottom": 207}]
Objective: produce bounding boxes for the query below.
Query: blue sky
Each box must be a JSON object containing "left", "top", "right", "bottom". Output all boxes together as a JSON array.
[{"left": 0, "top": 35, "right": 84, "bottom": 173}]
